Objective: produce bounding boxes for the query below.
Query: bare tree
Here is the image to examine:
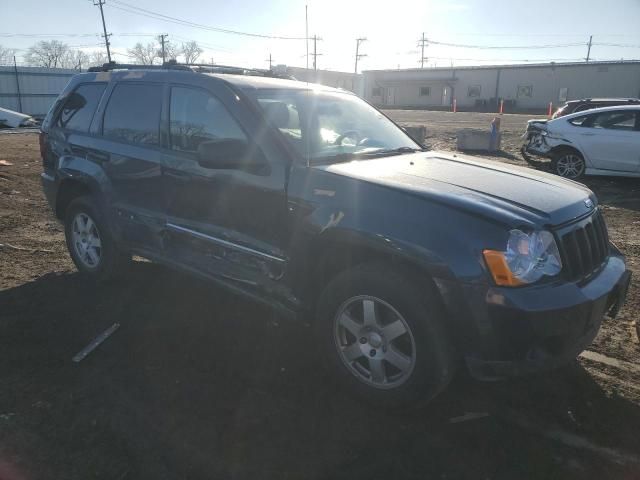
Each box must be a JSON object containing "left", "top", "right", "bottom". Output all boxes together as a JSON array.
[
  {"left": 89, "top": 50, "right": 109, "bottom": 67},
  {"left": 127, "top": 42, "right": 159, "bottom": 65},
  {"left": 163, "top": 42, "right": 180, "bottom": 62},
  {"left": 0, "top": 45, "right": 17, "bottom": 65},
  {"left": 25, "top": 40, "right": 70, "bottom": 68},
  {"left": 181, "top": 41, "right": 203, "bottom": 64},
  {"left": 62, "top": 49, "right": 90, "bottom": 70}
]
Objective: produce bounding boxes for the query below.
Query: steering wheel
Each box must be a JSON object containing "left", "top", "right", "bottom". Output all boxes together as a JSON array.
[{"left": 334, "top": 130, "right": 361, "bottom": 146}]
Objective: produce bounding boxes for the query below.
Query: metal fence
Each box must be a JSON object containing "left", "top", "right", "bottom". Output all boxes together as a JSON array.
[{"left": 0, "top": 65, "right": 76, "bottom": 117}]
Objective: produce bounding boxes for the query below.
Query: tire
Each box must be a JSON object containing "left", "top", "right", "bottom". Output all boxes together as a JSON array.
[
  {"left": 551, "top": 149, "right": 585, "bottom": 180},
  {"left": 64, "top": 195, "right": 130, "bottom": 282},
  {"left": 315, "top": 263, "right": 455, "bottom": 409}
]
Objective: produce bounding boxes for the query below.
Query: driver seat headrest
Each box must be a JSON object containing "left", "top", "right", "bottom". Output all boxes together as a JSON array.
[{"left": 263, "top": 102, "right": 290, "bottom": 129}]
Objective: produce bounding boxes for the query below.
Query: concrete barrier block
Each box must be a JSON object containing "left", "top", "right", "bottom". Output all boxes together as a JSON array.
[
  {"left": 456, "top": 129, "right": 501, "bottom": 151},
  {"left": 402, "top": 125, "right": 427, "bottom": 145}
]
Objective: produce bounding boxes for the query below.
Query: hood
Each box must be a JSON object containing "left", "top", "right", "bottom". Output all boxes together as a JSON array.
[
  {"left": 316, "top": 151, "right": 596, "bottom": 227},
  {"left": 526, "top": 118, "right": 549, "bottom": 132}
]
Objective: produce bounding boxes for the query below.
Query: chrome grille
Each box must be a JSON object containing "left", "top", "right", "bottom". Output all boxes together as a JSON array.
[{"left": 558, "top": 210, "right": 609, "bottom": 282}]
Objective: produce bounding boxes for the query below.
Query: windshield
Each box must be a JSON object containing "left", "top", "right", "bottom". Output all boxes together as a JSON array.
[{"left": 249, "top": 88, "right": 420, "bottom": 163}]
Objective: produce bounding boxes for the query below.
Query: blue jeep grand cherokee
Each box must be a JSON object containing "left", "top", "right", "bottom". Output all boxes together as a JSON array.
[{"left": 40, "top": 63, "right": 630, "bottom": 407}]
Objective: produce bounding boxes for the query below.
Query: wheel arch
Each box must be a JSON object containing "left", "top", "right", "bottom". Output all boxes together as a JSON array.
[
  {"left": 303, "top": 232, "right": 452, "bottom": 317},
  {"left": 549, "top": 144, "right": 584, "bottom": 158},
  {"left": 55, "top": 178, "right": 98, "bottom": 219}
]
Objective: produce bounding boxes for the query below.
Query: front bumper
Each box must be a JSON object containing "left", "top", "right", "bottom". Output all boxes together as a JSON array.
[
  {"left": 457, "top": 251, "right": 630, "bottom": 380},
  {"left": 522, "top": 134, "right": 552, "bottom": 157}
]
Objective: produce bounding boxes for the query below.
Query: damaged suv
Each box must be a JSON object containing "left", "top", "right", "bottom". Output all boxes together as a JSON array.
[{"left": 40, "top": 64, "right": 630, "bottom": 407}]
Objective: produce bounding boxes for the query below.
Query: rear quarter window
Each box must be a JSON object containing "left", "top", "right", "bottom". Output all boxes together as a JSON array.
[
  {"left": 55, "top": 83, "right": 107, "bottom": 132},
  {"left": 102, "top": 83, "right": 163, "bottom": 146}
]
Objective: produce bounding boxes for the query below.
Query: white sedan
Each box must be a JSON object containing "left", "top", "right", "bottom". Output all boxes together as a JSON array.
[{"left": 522, "top": 105, "right": 640, "bottom": 179}]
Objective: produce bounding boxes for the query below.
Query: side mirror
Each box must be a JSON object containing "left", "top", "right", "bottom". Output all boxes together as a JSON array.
[
  {"left": 196, "top": 139, "right": 265, "bottom": 171},
  {"left": 64, "top": 92, "right": 87, "bottom": 111}
]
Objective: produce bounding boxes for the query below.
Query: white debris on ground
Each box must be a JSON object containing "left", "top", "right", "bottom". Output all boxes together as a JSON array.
[{"left": 0, "top": 107, "right": 38, "bottom": 128}]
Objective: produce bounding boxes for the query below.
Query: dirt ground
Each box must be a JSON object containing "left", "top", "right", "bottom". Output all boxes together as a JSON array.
[{"left": 1, "top": 111, "right": 640, "bottom": 480}]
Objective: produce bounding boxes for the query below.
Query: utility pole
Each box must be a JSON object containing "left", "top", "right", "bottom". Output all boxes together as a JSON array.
[
  {"left": 93, "top": 0, "right": 112, "bottom": 63},
  {"left": 159, "top": 34, "right": 168, "bottom": 64},
  {"left": 418, "top": 32, "right": 428, "bottom": 68},
  {"left": 311, "top": 35, "right": 322, "bottom": 70},
  {"left": 13, "top": 55, "right": 22, "bottom": 113},
  {"left": 305, "top": 5, "right": 309, "bottom": 70},
  {"left": 354, "top": 37, "right": 367, "bottom": 74},
  {"left": 586, "top": 35, "right": 593, "bottom": 63},
  {"left": 266, "top": 53, "right": 273, "bottom": 70}
]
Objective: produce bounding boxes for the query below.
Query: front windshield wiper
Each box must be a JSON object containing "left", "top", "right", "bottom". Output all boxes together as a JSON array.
[
  {"left": 368, "top": 146, "right": 425, "bottom": 155},
  {"left": 310, "top": 146, "right": 425, "bottom": 165}
]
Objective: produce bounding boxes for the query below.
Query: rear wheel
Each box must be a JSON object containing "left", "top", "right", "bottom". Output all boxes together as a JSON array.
[
  {"left": 315, "top": 263, "right": 455, "bottom": 409},
  {"left": 64, "top": 195, "right": 130, "bottom": 281},
  {"left": 552, "top": 150, "right": 585, "bottom": 179}
]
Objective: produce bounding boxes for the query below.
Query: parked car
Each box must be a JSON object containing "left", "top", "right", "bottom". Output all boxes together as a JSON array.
[
  {"left": 40, "top": 64, "right": 630, "bottom": 408},
  {"left": 552, "top": 98, "right": 640, "bottom": 118},
  {"left": 522, "top": 105, "right": 640, "bottom": 179}
]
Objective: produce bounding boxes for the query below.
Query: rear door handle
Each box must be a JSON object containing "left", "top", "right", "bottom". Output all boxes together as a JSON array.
[{"left": 580, "top": 132, "right": 596, "bottom": 136}]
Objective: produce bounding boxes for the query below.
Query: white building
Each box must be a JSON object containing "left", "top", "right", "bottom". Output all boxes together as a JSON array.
[
  {"left": 362, "top": 61, "right": 640, "bottom": 112},
  {"left": 284, "top": 66, "right": 363, "bottom": 95}
]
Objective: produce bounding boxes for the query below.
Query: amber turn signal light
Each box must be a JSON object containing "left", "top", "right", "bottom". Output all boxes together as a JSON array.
[{"left": 483, "top": 250, "right": 524, "bottom": 287}]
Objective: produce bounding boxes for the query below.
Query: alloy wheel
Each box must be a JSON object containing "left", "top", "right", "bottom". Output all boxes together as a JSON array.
[
  {"left": 333, "top": 295, "right": 416, "bottom": 389},
  {"left": 556, "top": 154, "right": 584, "bottom": 178},
  {"left": 71, "top": 212, "right": 102, "bottom": 269}
]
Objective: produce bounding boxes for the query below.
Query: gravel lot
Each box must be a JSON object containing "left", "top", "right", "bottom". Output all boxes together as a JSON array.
[{"left": 1, "top": 112, "right": 639, "bottom": 479}]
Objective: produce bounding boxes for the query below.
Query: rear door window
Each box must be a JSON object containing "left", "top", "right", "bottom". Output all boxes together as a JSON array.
[
  {"left": 103, "top": 83, "right": 162, "bottom": 145},
  {"left": 56, "top": 83, "right": 106, "bottom": 132},
  {"left": 589, "top": 111, "right": 637, "bottom": 131}
]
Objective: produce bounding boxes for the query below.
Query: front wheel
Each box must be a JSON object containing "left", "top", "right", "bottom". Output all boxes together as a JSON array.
[
  {"left": 552, "top": 150, "right": 585, "bottom": 179},
  {"left": 315, "top": 263, "right": 455, "bottom": 409}
]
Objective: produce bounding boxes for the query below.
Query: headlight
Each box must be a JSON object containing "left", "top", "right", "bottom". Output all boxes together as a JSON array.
[{"left": 483, "top": 230, "right": 563, "bottom": 287}]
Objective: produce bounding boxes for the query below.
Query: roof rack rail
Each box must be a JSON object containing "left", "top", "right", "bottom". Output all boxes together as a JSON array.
[
  {"left": 87, "top": 60, "right": 294, "bottom": 79},
  {"left": 87, "top": 61, "right": 190, "bottom": 72}
]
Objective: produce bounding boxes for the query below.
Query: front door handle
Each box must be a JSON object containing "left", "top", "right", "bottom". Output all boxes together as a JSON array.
[
  {"left": 86, "top": 149, "right": 110, "bottom": 162},
  {"left": 164, "top": 169, "right": 190, "bottom": 182},
  {"left": 580, "top": 132, "right": 596, "bottom": 136}
]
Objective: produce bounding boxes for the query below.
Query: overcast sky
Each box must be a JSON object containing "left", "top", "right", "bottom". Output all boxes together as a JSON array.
[{"left": 2, "top": 0, "right": 640, "bottom": 71}]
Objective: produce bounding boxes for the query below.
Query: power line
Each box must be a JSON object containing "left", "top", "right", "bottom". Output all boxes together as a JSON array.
[
  {"left": 595, "top": 42, "right": 640, "bottom": 48},
  {"left": 427, "top": 39, "right": 586, "bottom": 49},
  {"left": 0, "top": 33, "right": 100, "bottom": 38},
  {"left": 107, "top": 0, "right": 307, "bottom": 40},
  {"left": 426, "top": 56, "right": 595, "bottom": 62},
  {"left": 170, "top": 35, "right": 233, "bottom": 53}
]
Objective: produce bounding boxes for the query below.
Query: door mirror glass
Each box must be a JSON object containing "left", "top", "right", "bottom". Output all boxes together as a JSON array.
[{"left": 65, "top": 92, "right": 87, "bottom": 111}]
